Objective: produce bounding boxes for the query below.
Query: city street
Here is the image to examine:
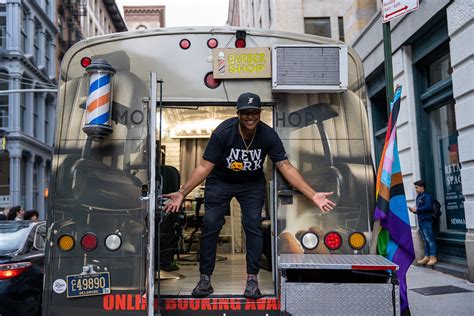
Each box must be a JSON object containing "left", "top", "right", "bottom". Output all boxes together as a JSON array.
[{"left": 407, "top": 265, "right": 474, "bottom": 315}]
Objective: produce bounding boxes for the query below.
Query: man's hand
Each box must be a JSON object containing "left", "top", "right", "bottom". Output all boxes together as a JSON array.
[
  {"left": 312, "top": 192, "right": 336, "bottom": 213},
  {"left": 408, "top": 206, "right": 416, "bottom": 214},
  {"left": 163, "top": 192, "right": 184, "bottom": 212}
]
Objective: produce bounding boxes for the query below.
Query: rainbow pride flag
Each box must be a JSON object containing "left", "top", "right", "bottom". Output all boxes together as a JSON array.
[{"left": 374, "top": 85, "right": 415, "bottom": 315}]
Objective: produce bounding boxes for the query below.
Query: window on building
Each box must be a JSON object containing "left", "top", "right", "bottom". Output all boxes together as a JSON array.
[
  {"left": 0, "top": 151, "right": 9, "bottom": 201},
  {"left": 304, "top": 17, "right": 331, "bottom": 38},
  {"left": 0, "top": 6, "right": 6, "bottom": 48},
  {"left": 45, "top": 34, "right": 52, "bottom": 76},
  {"left": 33, "top": 93, "right": 38, "bottom": 137},
  {"left": 427, "top": 52, "right": 451, "bottom": 87},
  {"left": 20, "top": 82, "right": 26, "bottom": 132},
  {"left": 0, "top": 71, "right": 7, "bottom": 128},
  {"left": 33, "top": 159, "right": 38, "bottom": 210},
  {"left": 20, "top": 155, "right": 26, "bottom": 207},
  {"left": 45, "top": 0, "right": 51, "bottom": 17},
  {"left": 338, "top": 17, "right": 344, "bottom": 42},
  {"left": 33, "top": 21, "right": 40, "bottom": 63},
  {"left": 21, "top": 9, "right": 29, "bottom": 53},
  {"left": 45, "top": 102, "right": 49, "bottom": 144}
]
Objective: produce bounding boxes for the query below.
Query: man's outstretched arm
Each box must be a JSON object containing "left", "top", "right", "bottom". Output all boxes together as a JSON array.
[
  {"left": 276, "top": 160, "right": 335, "bottom": 213},
  {"left": 163, "top": 160, "right": 215, "bottom": 212}
]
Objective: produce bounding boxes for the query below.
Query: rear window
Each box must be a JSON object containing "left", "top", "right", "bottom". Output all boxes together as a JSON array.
[{"left": 0, "top": 222, "right": 30, "bottom": 255}]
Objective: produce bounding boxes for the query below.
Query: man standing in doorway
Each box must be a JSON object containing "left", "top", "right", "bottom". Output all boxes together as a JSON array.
[
  {"left": 164, "top": 92, "right": 335, "bottom": 298},
  {"left": 409, "top": 180, "right": 437, "bottom": 266}
]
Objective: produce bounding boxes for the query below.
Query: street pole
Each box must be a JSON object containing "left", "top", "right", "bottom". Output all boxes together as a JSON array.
[
  {"left": 370, "top": 20, "right": 395, "bottom": 255},
  {"left": 383, "top": 21, "right": 394, "bottom": 109}
]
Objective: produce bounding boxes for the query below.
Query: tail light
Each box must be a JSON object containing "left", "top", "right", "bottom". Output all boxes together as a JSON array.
[
  {"left": 204, "top": 72, "right": 221, "bottom": 89},
  {"left": 207, "top": 38, "right": 218, "bottom": 49},
  {"left": 235, "top": 38, "right": 246, "bottom": 48},
  {"left": 348, "top": 232, "right": 366, "bottom": 250},
  {"left": 0, "top": 262, "right": 32, "bottom": 280},
  {"left": 179, "top": 39, "right": 191, "bottom": 50},
  {"left": 81, "top": 233, "right": 98, "bottom": 251},
  {"left": 80, "top": 57, "right": 92, "bottom": 68},
  {"left": 324, "top": 231, "right": 342, "bottom": 250}
]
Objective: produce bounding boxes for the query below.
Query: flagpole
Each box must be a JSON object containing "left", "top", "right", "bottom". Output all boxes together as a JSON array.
[{"left": 371, "top": 20, "right": 395, "bottom": 255}]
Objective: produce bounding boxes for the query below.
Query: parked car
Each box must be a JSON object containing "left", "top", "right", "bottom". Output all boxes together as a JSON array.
[{"left": 0, "top": 220, "right": 46, "bottom": 316}]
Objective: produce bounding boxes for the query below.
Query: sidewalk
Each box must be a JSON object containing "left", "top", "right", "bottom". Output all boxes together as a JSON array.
[{"left": 407, "top": 265, "right": 474, "bottom": 315}]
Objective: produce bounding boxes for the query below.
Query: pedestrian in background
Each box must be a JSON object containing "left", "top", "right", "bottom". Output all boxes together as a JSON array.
[
  {"left": 24, "top": 210, "right": 39, "bottom": 221},
  {"left": 409, "top": 180, "right": 437, "bottom": 266},
  {"left": 7, "top": 205, "right": 25, "bottom": 221}
]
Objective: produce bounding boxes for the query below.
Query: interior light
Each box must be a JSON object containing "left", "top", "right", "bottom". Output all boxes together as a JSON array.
[{"left": 324, "top": 231, "right": 342, "bottom": 250}]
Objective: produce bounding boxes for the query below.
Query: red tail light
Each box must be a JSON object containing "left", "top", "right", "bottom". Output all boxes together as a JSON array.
[
  {"left": 80, "top": 57, "right": 92, "bottom": 68},
  {"left": 204, "top": 72, "right": 221, "bottom": 89},
  {"left": 235, "top": 38, "right": 246, "bottom": 48},
  {"left": 179, "top": 39, "right": 191, "bottom": 50},
  {"left": 81, "top": 233, "right": 98, "bottom": 251},
  {"left": 324, "top": 231, "right": 342, "bottom": 250},
  {"left": 207, "top": 38, "right": 218, "bottom": 49},
  {"left": 0, "top": 262, "right": 32, "bottom": 279}
]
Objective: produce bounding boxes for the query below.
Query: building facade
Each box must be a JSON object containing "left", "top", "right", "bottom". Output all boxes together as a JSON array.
[
  {"left": 123, "top": 5, "right": 165, "bottom": 31},
  {"left": 79, "top": 0, "right": 126, "bottom": 38},
  {"left": 227, "top": 0, "right": 474, "bottom": 280},
  {"left": 0, "top": 0, "right": 58, "bottom": 218},
  {"left": 0, "top": 0, "right": 126, "bottom": 219},
  {"left": 352, "top": 0, "right": 473, "bottom": 281}
]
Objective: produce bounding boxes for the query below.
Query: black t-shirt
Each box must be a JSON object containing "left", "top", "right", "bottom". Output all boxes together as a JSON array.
[{"left": 203, "top": 117, "right": 287, "bottom": 183}]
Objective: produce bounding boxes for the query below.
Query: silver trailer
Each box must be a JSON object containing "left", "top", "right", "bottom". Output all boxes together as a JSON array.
[{"left": 43, "top": 27, "right": 398, "bottom": 315}]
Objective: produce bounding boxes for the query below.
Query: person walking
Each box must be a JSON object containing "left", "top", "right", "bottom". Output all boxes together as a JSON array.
[
  {"left": 164, "top": 92, "right": 335, "bottom": 298},
  {"left": 409, "top": 180, "right": 437, "bottom": 266},
  {"left": 7, "top": 206, "right": 24, "bottom": 221}
]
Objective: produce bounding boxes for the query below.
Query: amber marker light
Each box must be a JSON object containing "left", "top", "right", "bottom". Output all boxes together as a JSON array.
[
  {"left": 348, "top": 232, "right": 366, "bottom": 250},
  {"left": 58, "top": 235, "right": 75, "bottom": 252}
]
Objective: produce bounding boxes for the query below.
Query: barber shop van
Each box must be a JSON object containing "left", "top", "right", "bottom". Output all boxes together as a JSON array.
[{"left": 42, "top": 27, "right": 399, "bottom": 316}]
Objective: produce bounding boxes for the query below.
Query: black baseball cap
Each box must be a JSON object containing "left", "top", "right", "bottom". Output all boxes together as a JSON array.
[{"left": 236, "top": 92, "right": 261, "bottom": 111}]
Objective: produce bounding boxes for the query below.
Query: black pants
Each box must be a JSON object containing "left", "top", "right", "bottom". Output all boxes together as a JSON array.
[{"left": 200, "top": 178, "right": 265, "bottom": 276}]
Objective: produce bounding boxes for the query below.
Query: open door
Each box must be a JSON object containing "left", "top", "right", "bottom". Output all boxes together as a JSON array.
[{"left": 146, "top": 72, "right": 158, "bottom": 315}]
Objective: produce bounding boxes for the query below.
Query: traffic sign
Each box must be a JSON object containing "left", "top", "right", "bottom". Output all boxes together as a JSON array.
[{"left": 382, "top": 0, "right": 419, "bottom": 23}]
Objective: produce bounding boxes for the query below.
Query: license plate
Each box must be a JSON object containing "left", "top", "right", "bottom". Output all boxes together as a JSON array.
[{"left": 66, "top": 272, "right": 111, "bottom": 298}]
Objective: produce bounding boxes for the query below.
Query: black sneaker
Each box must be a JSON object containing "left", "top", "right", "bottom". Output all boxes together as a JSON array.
[
  {"left": 191, "top": 274, "right": 214, "bottom": 297},
  {"left": 244, "top": 276, "right": 262, "bottom": 299}
]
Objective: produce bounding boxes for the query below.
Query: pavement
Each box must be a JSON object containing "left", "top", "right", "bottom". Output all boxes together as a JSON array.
[{"left": 407, "top": 264, "right": 474, "bottom": 315}]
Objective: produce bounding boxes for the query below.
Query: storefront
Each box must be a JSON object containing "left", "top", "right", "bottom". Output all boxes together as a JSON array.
[{"left": 413, "top": 17, "right": 466, "bottom": 266}]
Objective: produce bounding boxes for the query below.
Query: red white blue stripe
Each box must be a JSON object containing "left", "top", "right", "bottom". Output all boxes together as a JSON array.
[{"left": 86, "top": 73, "right": 111, "bottom": 125}]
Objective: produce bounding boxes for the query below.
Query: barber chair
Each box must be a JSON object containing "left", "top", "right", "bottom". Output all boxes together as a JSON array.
[
  {"left": 156, "top": 165, "right": 184, "bottom": 280},
  {"left": 179, "top": 190, "right": 227, "bottom": 262}
]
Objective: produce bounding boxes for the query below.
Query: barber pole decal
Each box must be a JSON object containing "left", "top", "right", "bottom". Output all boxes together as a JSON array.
[
  {"left": 82, "top": 59, "right": 116, "bottom": 141},
  {"left": 86, "top": 73, "right": 111, "bottom": 125}
]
